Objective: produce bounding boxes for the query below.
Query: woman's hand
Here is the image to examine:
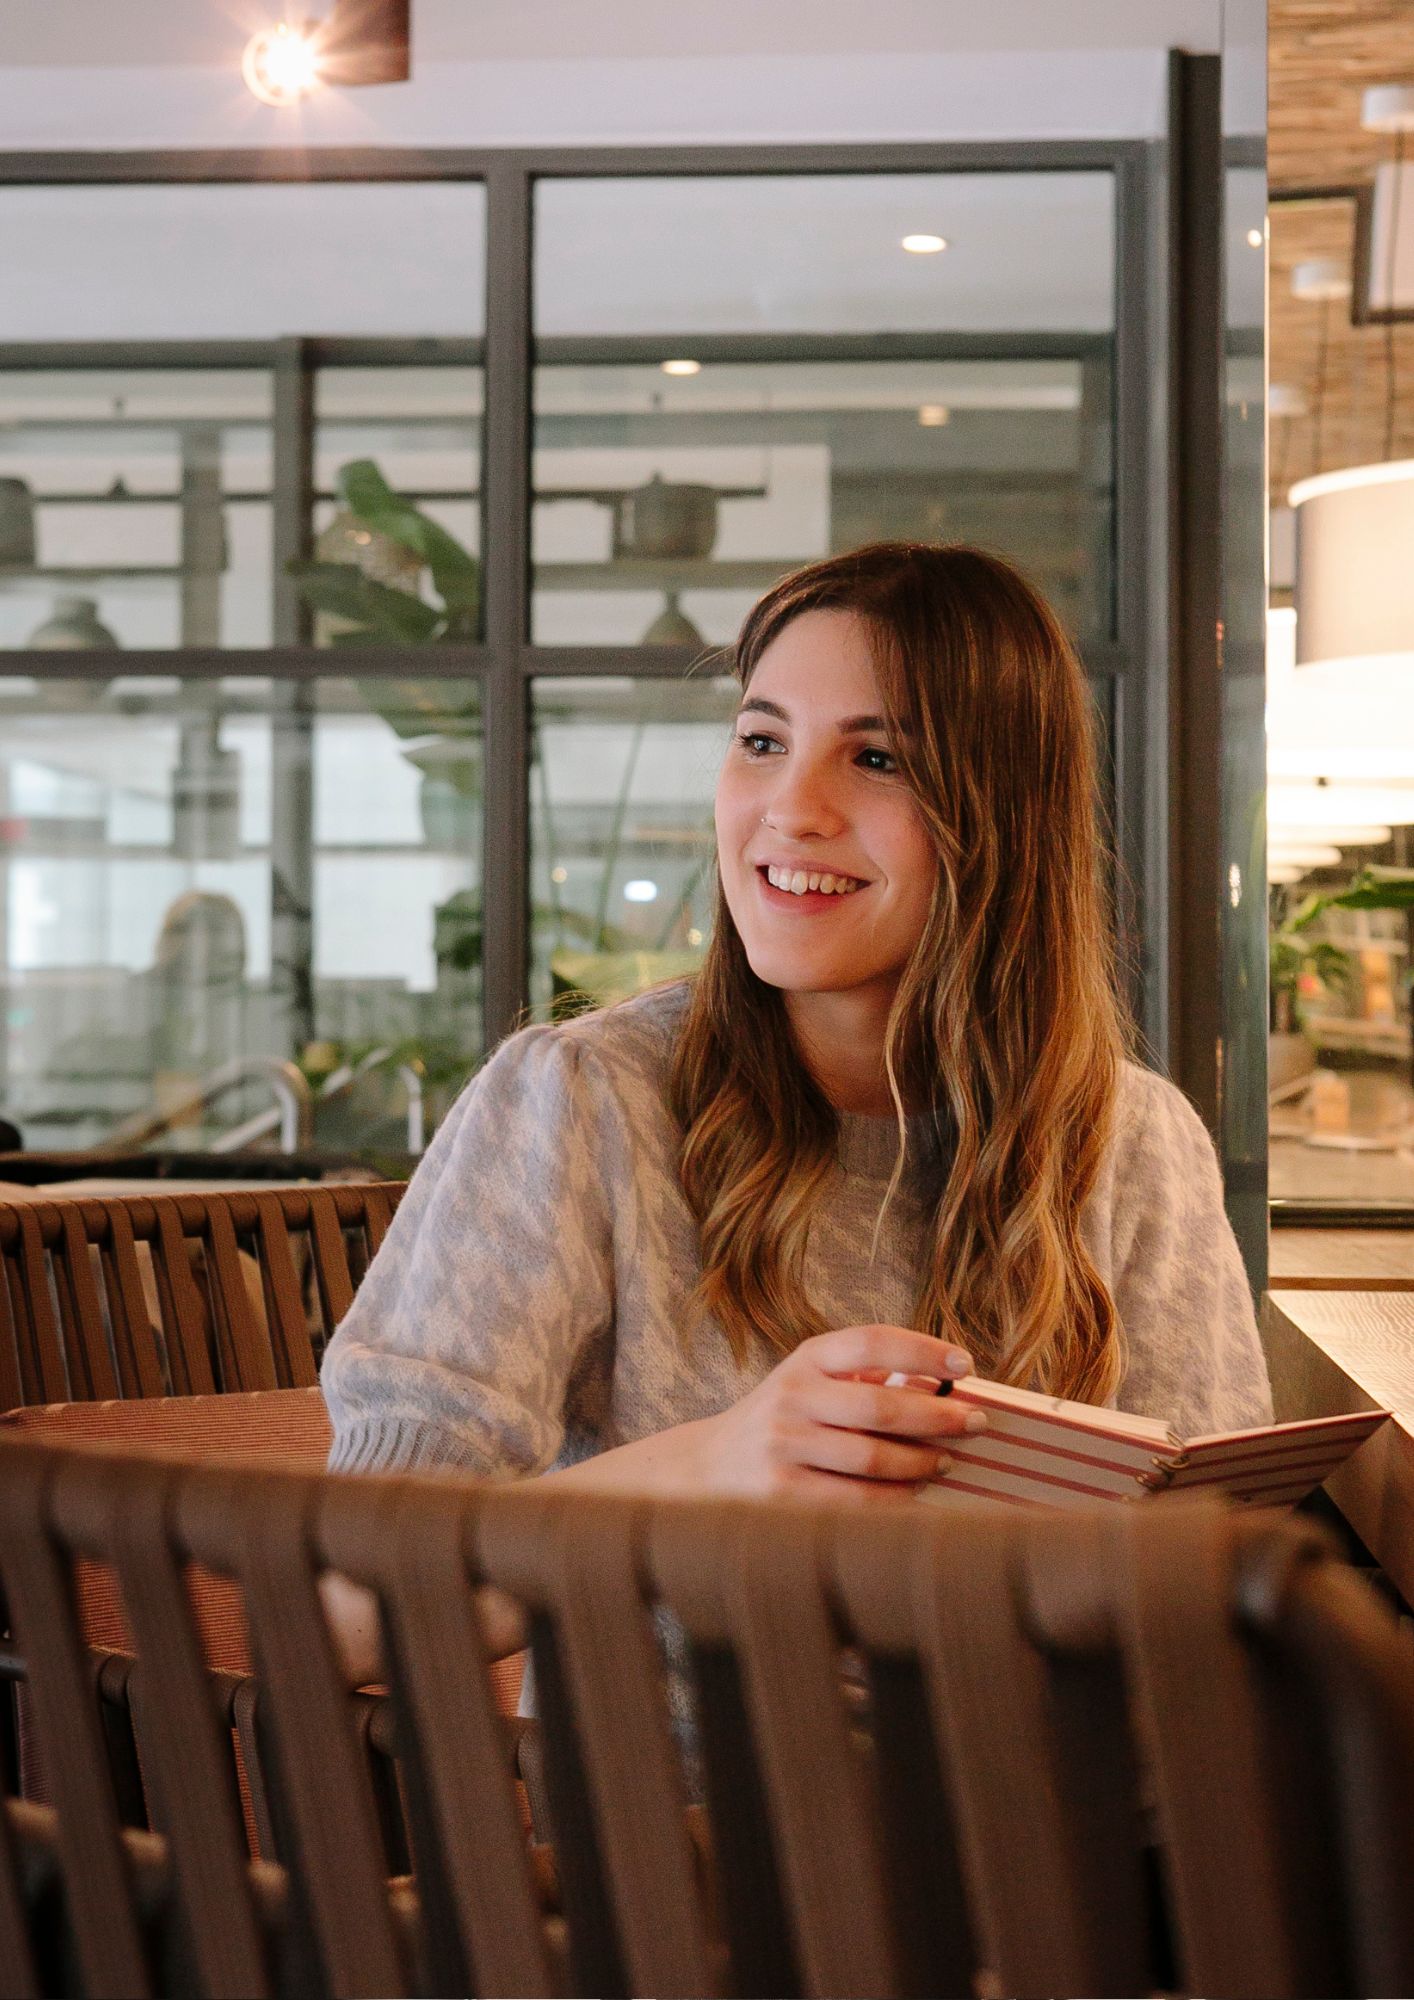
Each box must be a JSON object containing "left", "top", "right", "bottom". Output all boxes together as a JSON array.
[{"left": 680, "top": 1323, "right": 982, "bottom": 1502}]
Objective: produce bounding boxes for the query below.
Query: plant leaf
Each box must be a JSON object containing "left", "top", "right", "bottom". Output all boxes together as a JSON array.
[
  {"left": 336, "top": 458, "right": 480, "bottom": 620},
  {"left": 287, "top": 560, "right": 441, "bottom": 643}
]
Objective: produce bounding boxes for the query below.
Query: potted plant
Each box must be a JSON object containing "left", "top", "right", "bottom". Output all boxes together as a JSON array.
[{"left": 1269, "top": 865, "right": 1414, "bottom": 1089}]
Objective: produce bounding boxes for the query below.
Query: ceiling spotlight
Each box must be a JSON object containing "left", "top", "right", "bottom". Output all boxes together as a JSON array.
[
  {"left": 660, "top": 359, "right": 701, "bottom": 377},
  {"left": 1246, "top": 226, "right": 1265, "bottom": 248},
  {"left": 241, "top": 0, "right": 409, "bottom": 106},
  {"left": 241, "top": 22, "right": 324, "bottom": 106},
  {"left": 917, "top": 405, "right": 951, "bottom": 427},
  {"left": 901, "top": 233, "right": 948, "bottom": 255}
]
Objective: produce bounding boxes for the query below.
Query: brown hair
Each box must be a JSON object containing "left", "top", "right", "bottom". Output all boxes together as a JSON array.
[{"left": 668, "top": 542, "right": 1128, "bottom": 1402}]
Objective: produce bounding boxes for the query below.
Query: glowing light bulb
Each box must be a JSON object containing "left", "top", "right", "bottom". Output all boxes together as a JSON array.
[
  {"left": 917, "top": 404, "right": 951, "bottom": 427},
  {"left": 242, "top": 22, "right": 324, "bottom": 107},
  {"left": 660, "top": 359, "right": 701, "bottom": 377},
  {"left": 901, "top": 234, "right": 948, "bottom": 254},
  {"left": 1246, "top": 226, "right": 1265, "bottom": 248}
]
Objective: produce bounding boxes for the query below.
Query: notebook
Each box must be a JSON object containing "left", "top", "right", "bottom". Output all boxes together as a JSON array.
[{"left": 900, "top": 1375, "right": 1388, "bottom": 1513}]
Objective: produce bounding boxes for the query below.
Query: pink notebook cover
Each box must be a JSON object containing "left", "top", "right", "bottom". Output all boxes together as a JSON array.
[{"left": 914, "top": 1376, "right": 1388, "bottom": 1513}]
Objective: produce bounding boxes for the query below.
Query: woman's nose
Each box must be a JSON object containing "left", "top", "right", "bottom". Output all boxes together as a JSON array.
[{"left": 760, "top": 758, "right": 846, "bottom": 838}]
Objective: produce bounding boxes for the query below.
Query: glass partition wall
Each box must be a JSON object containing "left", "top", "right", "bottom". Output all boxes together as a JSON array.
[{"left": 0, "top": 147, "right": 1153, "bottom": 1167}]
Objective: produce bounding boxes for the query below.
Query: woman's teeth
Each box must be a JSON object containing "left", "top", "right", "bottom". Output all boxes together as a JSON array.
[{"left": 765, "top": 865, "right": 861, "bottom": 896}]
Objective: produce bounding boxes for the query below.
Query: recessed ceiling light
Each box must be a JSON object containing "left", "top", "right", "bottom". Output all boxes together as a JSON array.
[
  {"left": 660, "top": 358, "right": 701, "bottom": 377},
  {"left": 623, "top": 879, "right": 659, "bottom": 903},
  {"left": 1246, "top": 226, "right": 1265, "bottom": 248},
  {"left": 918, "top": 405, "right": 951, "bottom": 427},
  {"left": 901, "top": 234, "right": 948, "bottom": 255}
]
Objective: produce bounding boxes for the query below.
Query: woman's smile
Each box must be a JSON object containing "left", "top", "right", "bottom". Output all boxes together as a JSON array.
[{"left": 756, "top": 863, "right": 870, "bottom": 910}]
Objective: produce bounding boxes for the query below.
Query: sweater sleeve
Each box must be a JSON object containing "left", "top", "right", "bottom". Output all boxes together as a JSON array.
[
  {"left": 320, "top": 1022, "right": 620, "bottom": 1477},
  {"left": 1104, "top": 1068, "right": 1274, "bottom": 1438}
]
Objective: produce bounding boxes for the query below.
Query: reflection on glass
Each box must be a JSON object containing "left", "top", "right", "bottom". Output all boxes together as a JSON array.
[
  {"left": 529, "top": 676, "right": 738, "bottom": 1018},
  {"left": 532, "top": 174, "right": 1115, "bottom": 646},
  {"left": 1266, "top": 610, "right": 1414, "bottom": 1203},
  {"left": 0, "top": 675, "right": 481, "bottom": 1157}
]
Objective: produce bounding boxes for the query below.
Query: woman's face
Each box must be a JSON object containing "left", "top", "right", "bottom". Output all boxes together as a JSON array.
[{"left": 715, "top": 607, "right": 936, "bottom": 1007}]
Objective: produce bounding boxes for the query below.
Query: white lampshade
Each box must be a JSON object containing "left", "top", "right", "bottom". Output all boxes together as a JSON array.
[
  {"left": 1289, "top": 461, "right": 1414, "bottom": 678},
  {"left": 1268, "top": 784, "right": 1414, "bottom": 827},
  {"left": 1267, "top": 843, "right": 1341, "bottom": 871}
]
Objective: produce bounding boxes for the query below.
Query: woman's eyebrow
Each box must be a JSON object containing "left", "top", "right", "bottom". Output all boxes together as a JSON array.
[{"left": 736, "top": 697, "right": 888, "bottom": 733}]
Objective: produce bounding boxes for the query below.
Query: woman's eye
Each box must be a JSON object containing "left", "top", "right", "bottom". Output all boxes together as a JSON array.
[
  {"left": 857, "top": 746, "right": 898, "bottom": 775},
  {"left": 736, "top": 731, "right": 783, "bottom": 757}
]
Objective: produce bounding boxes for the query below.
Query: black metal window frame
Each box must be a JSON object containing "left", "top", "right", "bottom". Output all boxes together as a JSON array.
[{"left": 0, "top": 140, "right": 1158, "bottom": 1057}]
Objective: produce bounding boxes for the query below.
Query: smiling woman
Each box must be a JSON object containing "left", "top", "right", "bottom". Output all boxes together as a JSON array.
[{"left": 321, "top": 539, "right": 1273, "bottom": 1570}]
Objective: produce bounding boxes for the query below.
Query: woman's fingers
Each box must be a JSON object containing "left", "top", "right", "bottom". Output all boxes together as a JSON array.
[
  {"left": 787, "top": 1417, "right": 950, "bottom": 1485},
  {"left": 805, "top": 1372, "right": 986, "bottom": 1442},
  {"left": 810, "top": 1323, "right": 973, "bottom": 1384}
]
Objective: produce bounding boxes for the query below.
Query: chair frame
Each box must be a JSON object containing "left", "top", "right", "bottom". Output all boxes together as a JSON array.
[
  {"left": 0, "top": 1437, "right": 1411, "bottom": 1999},
  {"left": 0, "top": 1185, "right": 403, "bottom": 1407}
]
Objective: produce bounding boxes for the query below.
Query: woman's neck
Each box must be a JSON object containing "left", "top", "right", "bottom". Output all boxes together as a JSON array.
[{"left": 784, "top": 986, "right": 899, "bottom": 1118}]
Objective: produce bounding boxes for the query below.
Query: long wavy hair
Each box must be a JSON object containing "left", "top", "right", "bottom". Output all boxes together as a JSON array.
[{"left": 667, "top": 542, "right": 1129, "bottom": 1403}]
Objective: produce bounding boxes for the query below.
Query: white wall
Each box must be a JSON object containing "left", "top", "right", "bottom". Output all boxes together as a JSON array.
[{"left": 1, "top": 0, "right": 1223, "bottom": 150}]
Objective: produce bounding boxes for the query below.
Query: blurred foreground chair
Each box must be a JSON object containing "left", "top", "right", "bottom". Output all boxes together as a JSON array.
[
  {"left": 0, "top": 1438, "right": 1411, "bottom": 2000},
  {"left": 0, "top": 1184, "right": 404, "bottom": 1405}
]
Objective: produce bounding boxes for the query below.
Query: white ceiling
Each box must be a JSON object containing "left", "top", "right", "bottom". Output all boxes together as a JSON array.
[
  {"left": 4, "top": 0, "right": 1224, "bottom": 69},
  {"left": 0, "top": 0, "right": 1228, "bottom": 150}
]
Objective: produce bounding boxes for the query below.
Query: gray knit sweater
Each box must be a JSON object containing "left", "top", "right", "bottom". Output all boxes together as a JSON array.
[{"left": 322, "top": 981, "right": 1272, "bottom": 1476}]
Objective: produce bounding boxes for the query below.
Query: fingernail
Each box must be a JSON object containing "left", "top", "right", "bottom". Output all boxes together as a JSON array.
[
  {"left": 964, "top": 1411, "right": 988, "bottom": 1433},
  {"left": 945, "top": 1350, "right": 972, "bottom": 1376}
]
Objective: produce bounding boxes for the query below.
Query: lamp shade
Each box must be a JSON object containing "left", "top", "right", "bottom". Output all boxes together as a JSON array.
[{"left": 1289, "top": 460, "right": 1414, "bottom": 671}]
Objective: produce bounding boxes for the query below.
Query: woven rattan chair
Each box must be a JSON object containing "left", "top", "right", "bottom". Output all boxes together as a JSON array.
[
  {"left": 0, "top": 1184, "right": 404, "bottom": 1406},
  {"left": 0, "top": 1436, "right": 1410, "bottom": 2000}
]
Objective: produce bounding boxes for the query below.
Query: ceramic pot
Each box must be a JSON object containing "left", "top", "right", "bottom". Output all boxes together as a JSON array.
[
  {"left": 639, "top": 591, "right": 706, "bottom": 646},
  {"left": 617, "top": 476, "right": 718, "bottom": 561},
  {"left": 27, "top": 594, "right": 119, "bottom": 649}
]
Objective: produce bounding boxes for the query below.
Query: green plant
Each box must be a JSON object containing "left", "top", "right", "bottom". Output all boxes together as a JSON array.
[
  {"left": 289, "top": 459, "right": 480, "bottom": 645},
  {"left": 1270, "top": 865, "right": 1414, "bottom": 1033}
]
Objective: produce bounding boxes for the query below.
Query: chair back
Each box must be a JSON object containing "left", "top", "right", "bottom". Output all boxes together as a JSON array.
[
  {"left": 0, "top": 1439, "right": 1412, "bottom": 1999},
  {"left": 0, "top": 1184, "right": 404, "bottom": 1407}
]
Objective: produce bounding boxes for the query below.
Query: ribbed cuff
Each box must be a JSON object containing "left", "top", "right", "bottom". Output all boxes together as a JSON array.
[{"left": 326, "top": 1417, "right": 493, "bottom": 1478}]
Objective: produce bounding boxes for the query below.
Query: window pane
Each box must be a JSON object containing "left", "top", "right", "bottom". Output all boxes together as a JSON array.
[
  {"left": 529, "top": 676, "right": 737, "bottom": 1018},
  {"left": 0, "top": 367, "right": 276, "bottom": 650},
  {"left": 0, "top": 184, "right": 486, "bottom": 343},
  {"left": 0, "top": 674, "right": 482, "bottom": 1158},
  {"left": 0, "top": 183, "right": 486, "bottom": 649},
  {"left": 532, "top": 173, "right": 1115, "bottom": 647}
]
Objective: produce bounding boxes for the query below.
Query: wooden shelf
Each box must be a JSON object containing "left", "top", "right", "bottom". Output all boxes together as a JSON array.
[{"left": 533, "top": 558, "right": 789, "bottom": 591}]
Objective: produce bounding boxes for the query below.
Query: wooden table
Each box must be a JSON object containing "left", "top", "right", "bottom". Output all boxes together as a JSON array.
[
  {"left": 1268, "top": 1229, "right": 1414, "bottom": 1290},
  {"left": 1265, "top": 1288, "right": 1414, "bottom": 1604}
]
